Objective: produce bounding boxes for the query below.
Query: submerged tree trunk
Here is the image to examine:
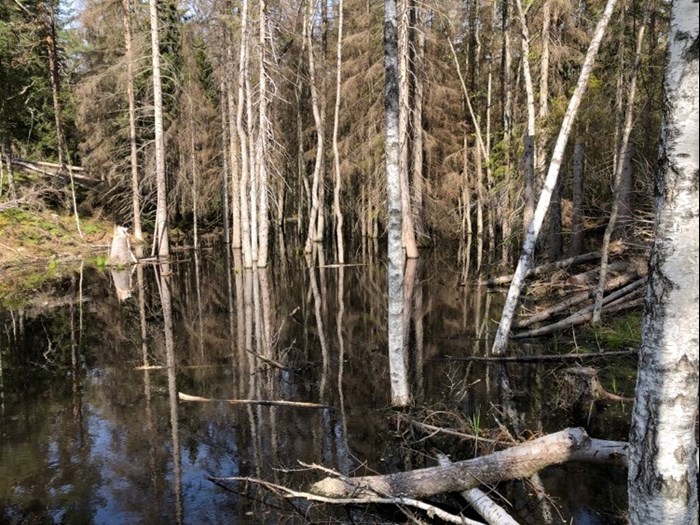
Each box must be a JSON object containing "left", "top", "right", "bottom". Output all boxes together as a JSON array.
[
  {"left": 628, "top": 1, "right": 699, "bottom": 522},
  {"left": 384, "top": 0, "right": 408, "bottom": 407},
  {"left": 491, "top": 0, "right": 618, "bottom": 355}
]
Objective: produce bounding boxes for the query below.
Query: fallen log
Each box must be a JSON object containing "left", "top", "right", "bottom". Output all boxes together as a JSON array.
[
  {"left": 512, "top": 294, "right": 644, "bottom": 339},
  {"left": 483, "top": 251, "right": 608, "bottom": 287},
  {"left": 566, "top": 261, "right": 627, "bottom": 286},
  {"left": 310, "top": 427, "right": 592, "bottom": 499},
  {"left": 210, "top": 475, "right": 486, "bottom": 525},
  {"left": 436, "top": 453, "right": 519, "bottom": 525},
  {"left": 441, "top": 349, "right": 637, "bottom": 363},
  {"left": 178, "top": 392, "right": 329, "bottom": 409},
  {"left": 515, "top": 271, "right": 645, "bottom": 328}
]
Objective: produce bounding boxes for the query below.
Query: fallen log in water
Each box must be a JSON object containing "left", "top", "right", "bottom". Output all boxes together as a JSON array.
[
  {"left": 512, "top": 282, "right": 645, "bottom": 339},
  {"left": 515, "top": 271, "right": 645, "bottom": 328},
  {"left": 436, "top": 453, "right": 520, "bottom": 525},
  {"left": 483, "top": 251, "right": 608, "bottom": 287},
  {"left": 178, "top": 392, "right": 330, "bottom": 409},
  {"left": 310, "top": 427, "right": 600, "bottom": 499}
]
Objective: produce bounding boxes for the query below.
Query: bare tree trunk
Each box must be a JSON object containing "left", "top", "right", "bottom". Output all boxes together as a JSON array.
[
  {"left": 149, "top": 0, "right": 169, "bottom": 258},
  {"left": 398, "top": 0, "right": 418, "bottom": 259},
  {"left": 331, "top": 0, "right": 345, "bottom": 264},
  {"left": 593, "top": 5, "right": 648, "bottom": 324},
  {"left": 616, "top": 142, "right": 634, "bottom": 236},
  {"left": 492, "top": 0, "right": 618, "bottom": 355},
  {"left": 219, "top": 81, "right": 230, "bottom": 247},
  {"left": 304, "top": 0, "right": 326, "bottom": 255},
  {"left": 237, "top": 0, "right": 253, "bottom": 267},
  {"left": 568, "top": 138, "right": 585, "bottom": 256},
  {"left": 515, "top": 0, "right": 536, "bottom": 236},
  {"left": 537, "top": 1, "right": 550, "bottom": 172},
  {"left": 628, "top": 2, "right": 699, "bottom": 522},
  {"left": 225, "top": 7, "right": 242, "bottom": 249},
  {"left": 548, "top": 177, "right": 561, "bottom": 260},
  {"left": 384, "top": 0, "right": 408, "bottom": 407},
  {"left": 257, "top": 0, "right": 269, "bottom": 267},
  {"left": 411, "top": 4, "right": 425, "bottom": 238},
  {"left": 122, "top": 0, "right": 143, "bottom": 242}
]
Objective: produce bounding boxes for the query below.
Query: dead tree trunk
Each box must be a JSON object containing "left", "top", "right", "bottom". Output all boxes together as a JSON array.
[{"left": 491, "top": 0, "right": 619, "bottom": 355}]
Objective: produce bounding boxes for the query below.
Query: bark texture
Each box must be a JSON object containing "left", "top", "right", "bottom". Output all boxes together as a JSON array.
[
  {"left": 311, "top": 428, "right": 591, "bottom": 499},
  {"left": 628, "top": 1, "right": 699, "bottom": 523}
]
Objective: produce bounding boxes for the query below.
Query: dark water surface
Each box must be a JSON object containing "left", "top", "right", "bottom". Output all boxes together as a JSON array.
[{"left": 0, "top": 247, "right": 633, "bottom": 524}]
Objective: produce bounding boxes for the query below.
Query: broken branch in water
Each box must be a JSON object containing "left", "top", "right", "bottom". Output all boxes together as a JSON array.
[
  {"left": 309, "top": 427, "right": 605, "bottom": 499},
  {"left": 436, "top": 452, "right": 520, "bottom": 525},
  {"left": 178, "top": 392, "right": 330, "bottom": 409},
  {"left": 209, "top": 475, "right": 486, "bottom": 525}
]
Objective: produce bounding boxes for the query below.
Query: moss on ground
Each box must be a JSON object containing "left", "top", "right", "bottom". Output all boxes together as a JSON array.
[{"left": 0, "top": 207, "right": 111, "bottom": 306}]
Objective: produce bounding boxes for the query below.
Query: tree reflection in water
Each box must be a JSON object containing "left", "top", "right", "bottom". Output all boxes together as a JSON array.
[{"left": 0, "top": 247, "right": 633, "bottom": 523}]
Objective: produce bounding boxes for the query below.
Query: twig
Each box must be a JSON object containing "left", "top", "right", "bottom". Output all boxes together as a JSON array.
[
  {"left": 209, "top": 476, "right": 486, "bottom": 525},
  {"left": 178, "top": 392, "right": 330, "bottom": 409}
]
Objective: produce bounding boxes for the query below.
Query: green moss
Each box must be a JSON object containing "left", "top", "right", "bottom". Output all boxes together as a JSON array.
[{"left": 586, "top": 311, "right": 643, "bottom": 350}]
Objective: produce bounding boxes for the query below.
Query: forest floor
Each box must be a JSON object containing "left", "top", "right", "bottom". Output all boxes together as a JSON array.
[{"left": 0, "top": 207, "right": 112, "bottom": 303}]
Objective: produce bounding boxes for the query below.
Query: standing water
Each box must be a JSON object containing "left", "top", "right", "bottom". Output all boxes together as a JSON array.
[{"left": 0, "top": 247, "right": 633, "bottom": 523}]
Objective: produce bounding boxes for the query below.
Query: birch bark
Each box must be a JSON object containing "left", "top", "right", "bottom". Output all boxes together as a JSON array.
[
  {"left": 491, "top": 0, "right": 618, "bottom": 354},
  {"left": 628, "top": 1, "right": 699, "bottom": 522}
]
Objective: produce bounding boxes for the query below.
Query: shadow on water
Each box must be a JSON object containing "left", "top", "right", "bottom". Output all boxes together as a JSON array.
[{"left": 0, "top": 246, "right": 634, "bottom": 523}]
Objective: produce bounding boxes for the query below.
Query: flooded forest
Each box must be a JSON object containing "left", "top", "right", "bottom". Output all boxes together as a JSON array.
[{"left": 0, "top": 0, "right": 697, "bottom": 524}]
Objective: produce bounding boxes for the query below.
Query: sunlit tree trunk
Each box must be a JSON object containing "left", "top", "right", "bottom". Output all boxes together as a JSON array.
[
  {"left": 257, "top": 0, "right": 269, "bottom": 267},
  {"left": 628, "top": 2, "right": 699, "bottom": 521},
  {"left": 384, "top": 0, "right": 408, "bottom": 406},
  {"left": 492, "top": 0, "right": 618, "bottom": 355},
  {"left": 398, "top": 0, "right": 417, "bottom": 258},
  {"left": 219, "top": 81, "right": 230, "bottom": 247},
  {"left": 304, "top": 0, "right": 325, "bottom": 255},
  {"left": 536, "top": 0, "right": 551, "bottom": 180},
  {"left": 122, "top": 0, "right": 143, "bottom": 242},
  {"left": 593, "top": 4, "right": 649, "bottom": 324},
  {"left": 331, "top": 0, "right": 345, "bottom": 264},
  {"left": 225, "top": 5, "right": 241, "bottom": 249},
  {"left": 411, "top": 4, "right": 425, "bottom": 238},
  {"left": 149, "top": 0, "right": 169, "bottom": 258},
  {"left": 515, "top": 0, "right": 536, "bottom": 236},
  {"left": 237, "top": 0, "right": 253, "bottom": 267}
]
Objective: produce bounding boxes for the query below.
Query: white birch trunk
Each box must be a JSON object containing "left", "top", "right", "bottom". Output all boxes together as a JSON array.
[
  {"left": 398, "top": 0, "right": 418, "bottom": 259},
  {"left": 593, "top": 5, "right": 649, "bottom": 323},
  {"left": 122, "top": 0, "right": 143, "bottom": 242},
  {"left": 304, "top": 0, "right": 325, "bottom": 256},
  {"left": 491, "top": 0, "right": 618, "bottom": 355},
  {"left": 384, "top": 0, "right": 408, "bottom": 407},
  {"left": 628, "top": 1, "right": 699, "bottom": 522},
  {"left": 149, "top": 0, "right": 169, "bottom": 258},
  {"left": 257, "top": 0, "right": 269, "bottom": 267},
  {"left": 515, "top": 0, "right": 537, "bottom": 235},
  {"left": 331, "top": 0, "right": 345, "bottom": 264},
  {"left": 237, "top": 0, "right": 253, "bottom": 267}
]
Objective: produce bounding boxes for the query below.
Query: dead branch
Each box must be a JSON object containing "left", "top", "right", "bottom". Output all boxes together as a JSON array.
[
  {"left": 178, "top": 392, "right": 330, "bottom": 409},
  {"left": 516, "top": 271, "right": 646, "bottom": 328},
  {"left": 310, "top": 428, "right": 592, "bottom": 499},
  {"left": 512, "top": 294, "right": 644, "bottom": 339},
  {"left": 483, "top": 251, "right": 610, "bottom": 287},
  {"left": 436, "top": 453, "right": 519, "bottom": 525},
  {"left": 442, "top": 349, "right": 637, "bottom": 363},
  {"left": 209, "top": 475, "right": 486, "bottom": 525}
]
